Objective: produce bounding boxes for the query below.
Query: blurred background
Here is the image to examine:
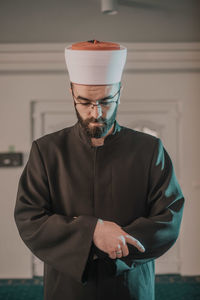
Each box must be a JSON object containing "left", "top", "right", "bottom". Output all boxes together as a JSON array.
[{"left": 0, "top": 0, "right": 199, "bottom": 299}]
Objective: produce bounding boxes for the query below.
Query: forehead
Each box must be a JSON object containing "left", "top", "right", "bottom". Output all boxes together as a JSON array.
[{"left": 72, "top": 83, "right": 119, "bottom": 95}]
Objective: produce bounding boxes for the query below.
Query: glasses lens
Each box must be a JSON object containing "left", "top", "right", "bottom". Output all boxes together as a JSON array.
[
  {"left": 75, "top": 88, "right": 120, "bottom": 110},
  {"left": 83, "top": 101, "right": 115, "bottom": 109}
]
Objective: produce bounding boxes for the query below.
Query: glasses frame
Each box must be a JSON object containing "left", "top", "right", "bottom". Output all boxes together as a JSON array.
[{"left": 71, "top": 83, "right": 123, "bottom": 110}]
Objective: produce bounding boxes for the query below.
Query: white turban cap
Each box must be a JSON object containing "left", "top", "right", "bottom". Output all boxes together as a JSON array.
[{"left": 65, "top": 40, "right": 127, "bottom": 85}]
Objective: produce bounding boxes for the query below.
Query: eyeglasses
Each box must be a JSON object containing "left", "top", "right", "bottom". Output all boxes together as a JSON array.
[{"left": 71, "top": 84, "right": 123, "bottom": 110}]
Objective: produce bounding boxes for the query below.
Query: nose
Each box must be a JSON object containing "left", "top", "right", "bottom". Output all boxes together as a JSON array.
[{"left": 90, "top": 104, "right": 103, "bottom": 119}]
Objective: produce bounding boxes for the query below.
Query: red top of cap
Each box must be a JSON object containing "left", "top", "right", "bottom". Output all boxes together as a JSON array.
[{"left": 70, "top": 40, "right": 121, "bottom": 50}]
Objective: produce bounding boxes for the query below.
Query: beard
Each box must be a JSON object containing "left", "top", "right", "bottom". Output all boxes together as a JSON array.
[{"left": 74, "top": 103, "right": 118, "bottom": 138}]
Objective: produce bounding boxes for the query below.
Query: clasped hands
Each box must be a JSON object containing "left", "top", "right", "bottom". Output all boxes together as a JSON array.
[{"left": 73, "top": 216, "right": 145, "bottom": 260}]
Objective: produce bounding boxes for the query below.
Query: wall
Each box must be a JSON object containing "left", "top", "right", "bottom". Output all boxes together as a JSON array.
[{"left": 0, "top": 0, "right": 199, "bottom": 43}]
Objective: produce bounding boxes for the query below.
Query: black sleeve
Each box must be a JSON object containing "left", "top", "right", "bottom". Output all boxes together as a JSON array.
[
  {"left": 93, "top": 138, "right": 185, "bottom": 270},
  {"left": 14, "top": 140, "right": 98, "bottom": 285}
]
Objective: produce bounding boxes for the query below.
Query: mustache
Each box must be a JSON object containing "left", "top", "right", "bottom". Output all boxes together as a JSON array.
[{"left": 87, "top": 118, "right": 106, "bottom": 124}]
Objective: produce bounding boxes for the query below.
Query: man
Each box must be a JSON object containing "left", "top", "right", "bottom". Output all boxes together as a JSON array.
[{"left": 14, "top": 40, "right": 185, "bottom": 300}]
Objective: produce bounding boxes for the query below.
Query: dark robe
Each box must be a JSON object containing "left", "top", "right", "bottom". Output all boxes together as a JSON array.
[{"left": 14, "top": 120, "right": 185, "bottom": 300}]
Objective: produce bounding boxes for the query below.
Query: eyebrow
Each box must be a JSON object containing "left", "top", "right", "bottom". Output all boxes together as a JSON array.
[{"left": 76, "top": 94, "right": 114, "bottom": 102}]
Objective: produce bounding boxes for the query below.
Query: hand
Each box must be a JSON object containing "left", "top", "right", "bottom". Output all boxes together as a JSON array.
[{"left": 93, "top": 219, "right": 145, "bottom": 259}]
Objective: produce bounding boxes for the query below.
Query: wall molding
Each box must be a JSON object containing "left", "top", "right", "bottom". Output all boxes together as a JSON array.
[{"left": 0, "top": 42, "right": 200, "bottom": 73}]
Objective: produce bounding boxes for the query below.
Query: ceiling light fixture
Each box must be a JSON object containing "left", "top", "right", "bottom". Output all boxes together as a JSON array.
[{"left": 101, "top": 0, "right": 118, "bottom": 15}]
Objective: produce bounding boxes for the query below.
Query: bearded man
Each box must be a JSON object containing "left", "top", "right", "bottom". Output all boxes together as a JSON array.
[{"left": 14, "top": 40, "right": 185, "bottom": 300}]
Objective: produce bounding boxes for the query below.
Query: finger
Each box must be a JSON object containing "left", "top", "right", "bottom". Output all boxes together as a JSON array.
[
  {"left": 115, "top": 244, "right": 123, "bottom": 258},
  {"left": 109, "top": 251, "right": 117, "bottom": 259},
  {"left": 116, "top": 251, "right": 123, "bottom": 258},
  {"left": 120, "top": 242, "right": 129, "bottom": 257},
  {"left": 125, "top": 235, "right": 145, "bottom": 252},
  {"left": 118, "top": 235, "right": 126, "bottom": 246},
  {"left": 116, "top": 237, "right": 129, "bottom": 257}
]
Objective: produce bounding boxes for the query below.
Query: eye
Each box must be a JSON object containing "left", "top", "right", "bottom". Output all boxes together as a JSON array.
[
  {"left": 79, "top": 100, "right": 91, "bottom": 105},
  {"left": 100, "top": 100, "right": 114, "bottom": 106},
  {"left": 101, "top": 102, "right": 111, "bottom": 107}
]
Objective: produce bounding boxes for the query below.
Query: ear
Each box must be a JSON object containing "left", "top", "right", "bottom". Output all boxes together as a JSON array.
[{"left": 118, "top": 84, "right": 123, "bottom": 105}]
